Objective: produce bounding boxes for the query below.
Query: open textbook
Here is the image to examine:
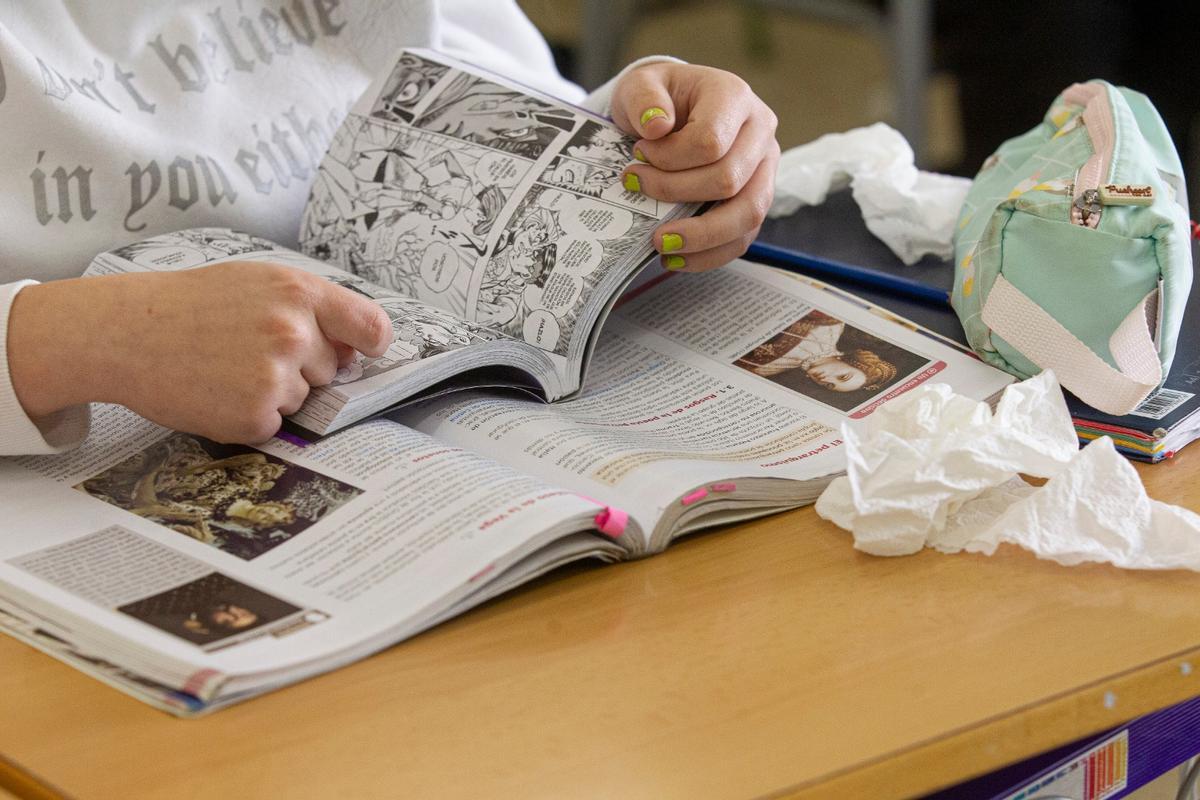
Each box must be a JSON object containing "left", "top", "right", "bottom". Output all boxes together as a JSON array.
[
  {"left": 0, "top": 260, "right": 1013, "bottom": 714},
  {"left": 84, "top": 48, "right": 700, "bottom": 436}
]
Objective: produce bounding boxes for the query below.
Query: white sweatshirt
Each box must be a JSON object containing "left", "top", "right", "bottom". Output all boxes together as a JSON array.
[{"left": 0, "top": 0, "right": 658, "bottom": 455}]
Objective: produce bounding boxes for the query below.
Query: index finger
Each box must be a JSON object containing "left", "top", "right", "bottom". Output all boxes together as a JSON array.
[
  {"left": 634, "top": 78, "right": 754, "bottom": 172},
  {"left": 313, "top": 283, "right": 392, "bottom": 358}
]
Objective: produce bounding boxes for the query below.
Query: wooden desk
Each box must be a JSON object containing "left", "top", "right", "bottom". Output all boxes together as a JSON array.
[{"left": 3, "top": 451, "right": 1200, "bottom": 800}]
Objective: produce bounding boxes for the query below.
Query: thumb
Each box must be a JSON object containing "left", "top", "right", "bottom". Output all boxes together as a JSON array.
[{"left": 612, "top": 64, "right": 676, "bottom": 140}]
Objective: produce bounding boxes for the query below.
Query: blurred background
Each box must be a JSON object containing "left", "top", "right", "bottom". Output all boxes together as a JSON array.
[{"left": 518, "top": 0, "right": 1199, "bottom": 215}]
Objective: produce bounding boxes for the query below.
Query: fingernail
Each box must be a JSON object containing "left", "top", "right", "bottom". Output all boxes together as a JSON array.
[
  {"left": 640, "top": 107, "right": 667, "bottom": 127},
  {"left": 633, "top": 148, "right": 648, "bottom": 163},
  {"left": 665, "top": 255, "right": 686, "bottom": 270},
  {"left": 623, "top": 172, "right": 641, "bottom": 193},
  {"left": 661, "top": 233, "right": 684, "bottom": 253}
]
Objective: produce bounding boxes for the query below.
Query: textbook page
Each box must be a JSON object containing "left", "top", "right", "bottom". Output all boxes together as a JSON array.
[
  {"left": 0, "top": 404, "right": 612, "bottom": 691},
  {"left": 84, "top": 228, "right": 555, "bottom": 433},
  {"left": 396, "top": 260, "right": 1013, "bottom": 552},
  {"left": 299, "top": 48, "right": 699, "bottom": 379}
]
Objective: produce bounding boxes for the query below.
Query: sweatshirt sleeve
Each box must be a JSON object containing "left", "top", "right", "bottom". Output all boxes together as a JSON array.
[{"left": 0, "top": 281, "right": 90, "bottom": 456}]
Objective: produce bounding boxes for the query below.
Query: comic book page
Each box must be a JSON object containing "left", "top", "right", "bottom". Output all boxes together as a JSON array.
[{"left": 299, "top": 49, "right": 699, "bottom": 367}]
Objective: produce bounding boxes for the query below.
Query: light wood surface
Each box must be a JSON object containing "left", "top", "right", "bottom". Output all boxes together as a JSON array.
[{"left": 3, "top": 450, "right": 1200, "bottom": 800}]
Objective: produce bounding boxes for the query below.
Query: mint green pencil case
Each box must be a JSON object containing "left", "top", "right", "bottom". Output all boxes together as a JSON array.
[{"left": 952, "top": 80, "right": 1193, "bottom": 415}]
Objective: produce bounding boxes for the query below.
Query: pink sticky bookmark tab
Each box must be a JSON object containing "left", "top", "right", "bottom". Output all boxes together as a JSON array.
[
  {"left": 680, "top": 488, "right": 708, "bottom": 506},
  {"left": 593, "top": 508, "right": 628, "bottom": 538},
  {"left": 710, "top": 482, "right": 736, "bottom": 493}
]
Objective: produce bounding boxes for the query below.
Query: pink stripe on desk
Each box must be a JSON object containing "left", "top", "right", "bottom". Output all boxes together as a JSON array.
[{"left": 681, "top": 488, "right": 708, "bottom": 506}]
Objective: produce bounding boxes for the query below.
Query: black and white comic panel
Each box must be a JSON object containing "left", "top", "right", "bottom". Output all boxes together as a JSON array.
[
  {"left": 110, "top": 228, "right": 282, "bottom": 270},
  {"left": 412, "top": 71, "right": 577, "bottom": 160},
  {"left": 10, "top": 525, "right": 325, "bottom": 652},
  {"left": 564, "top": 120, "right": 635, "bottom": 169},
  {"left": 368, "top": 52, "right": 452, "bottom": 125},
  {"left": 478, "top": 184, "right": 658, "bottom": 353},
  {"left": 539, "top": 154, "right": 661, "bottom": 218},
  {"left": 539, "top": 156, "right": 616, "bottom": 198},
  {"left": 74, "top": 434, "right": 363, "bottom": 560},
  {"left": 301, "top": 117, "right": 530, "bottom": 314}
]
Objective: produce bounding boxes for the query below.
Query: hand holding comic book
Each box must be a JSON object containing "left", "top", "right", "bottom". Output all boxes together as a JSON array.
[
  {"left": 8, "top": 262, "right": 392, "bottom": 443},
  {"left": 5, "top": 55, "right": 777, "bottom": 450},
  {"left": 77, "top": 51, "right": 709, "bottom": 440},
  {"left": 612, "top": 63, "right": 781, "bottom": 273}
]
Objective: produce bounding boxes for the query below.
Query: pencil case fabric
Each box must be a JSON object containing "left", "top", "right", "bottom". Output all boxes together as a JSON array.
[{"left": 951, "top": 80, "right": 1193, "bottom": 415}]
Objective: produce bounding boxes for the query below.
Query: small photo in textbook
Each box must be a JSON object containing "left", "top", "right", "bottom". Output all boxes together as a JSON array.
[
  {"left": 74, "top": 433, "right": 363, "bottom": 560},
  {"left": 117, "top": 572, "right": 305, "bottom": 650},
  {"left": 733, "top": 309, "right": 934, "bottom": 413}
]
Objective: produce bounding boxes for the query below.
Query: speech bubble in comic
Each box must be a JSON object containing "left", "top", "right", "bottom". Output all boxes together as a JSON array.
[
  {"left": 523, "top": 283, "right": 544, "bottom": 311},
  {"left": 475, "top": 152, "right": 523, "bottom": 190},
  {"left": 523, "top": 309, "right": 560, "bottom": 350},
  {"left": 131, "top": 245, "right": 208, "bottom": 270},
  {"left": 535, "top": 187, "right": 577, "bottom": 214},
  {"left": 556, "top": 236, "right": 604, "bottom": 277},
  {"left": 559, "top": 202, "right": 633, "bottom": 240},
  {"left": 600, "top": 181, "right": 661, "bottom": 216},
  {"left": 537, "top": 272, "right": 584, "bottom": 315},
  {"left": 419, "top": 241, "right": 460, "bottom": 293}
]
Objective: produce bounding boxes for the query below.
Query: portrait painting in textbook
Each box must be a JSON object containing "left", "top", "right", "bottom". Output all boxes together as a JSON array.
[
  {"left": 733, "top": 309, "right": 934, "bottom": 413},
  {"left": 117, "top": 572, "right": 305, "bottom": 649}
]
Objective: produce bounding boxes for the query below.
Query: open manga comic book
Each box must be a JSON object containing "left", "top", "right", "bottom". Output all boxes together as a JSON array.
[
  {"left": 83, "top": 49, "right": 701, "bottom": 437},
  {"left": 0, "top": 256, "right": 1013, "bottom": 715}
]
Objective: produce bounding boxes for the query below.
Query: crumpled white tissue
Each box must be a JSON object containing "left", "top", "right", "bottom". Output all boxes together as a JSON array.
[
  {"left": 815, "top": 370, "right": 1200, "bottom": 570},
  {"left": 769, "top": 123, "right": 971, "bottom": 265}
]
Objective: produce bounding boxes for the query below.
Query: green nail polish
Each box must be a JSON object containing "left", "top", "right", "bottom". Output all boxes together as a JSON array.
[
  {"left": 633, "top": 148, "right": 648, "bottom": 163},
  {"left": 623, "top": 173, "right": 641, "bottom": 193},
  {"left": 665, "top": 255, "right": 686, "bottom": 270},
  {"left": 640, "top": 107, "right": 667, "bottom": 127},
  {"left": 662, "top": 233, "right": 684, "bottom": 253}
]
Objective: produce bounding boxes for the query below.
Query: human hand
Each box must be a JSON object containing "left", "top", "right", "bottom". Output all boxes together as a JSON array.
[
  {"left": 611, "top": 62, "right": 780, "bottom": 272},
  {"left": 8, "top": 262, "right": 391, "bottom": 443}
]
